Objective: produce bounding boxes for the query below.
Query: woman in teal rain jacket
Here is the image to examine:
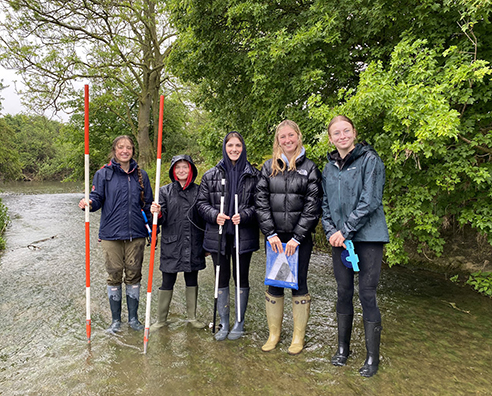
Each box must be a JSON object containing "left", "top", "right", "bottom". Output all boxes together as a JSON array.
[{"left": 321, "top": 115, "right": 389, "bottom": 378}]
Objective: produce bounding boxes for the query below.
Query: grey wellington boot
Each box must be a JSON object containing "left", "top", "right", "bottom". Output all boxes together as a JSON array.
[
  {"left": 126, "top": 283, "right": 144, "bottom": 331},
  {"left": 228, "top": 287, "right": 250, "bottom": 340},
  {"left": 107, "top": 284, "right": 122, "bottom": 333},
  {"left": 214, "top": 287, "right": 230, "bottom": 341}
]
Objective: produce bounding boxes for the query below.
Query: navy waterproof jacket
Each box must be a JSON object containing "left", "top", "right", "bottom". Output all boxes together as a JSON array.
[
  {"left": 89, "top": 158, "right": 153, "bottom": 241},
  {"left": 156, "top": 155, "right": 206, "bottom": 273},
  {"left": 255, "top": 152, "right": 322, "bottom": 243},
  {"left": 321, "top": 142, "right": 389, "bottom": 243},
  {"left": 196, "top": 160, "right": 260, "bottom": 255}
]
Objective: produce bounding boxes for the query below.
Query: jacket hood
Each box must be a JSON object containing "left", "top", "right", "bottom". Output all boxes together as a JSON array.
[
  {"left": 327, "top": 142, "right": 375, "bottom": 165},
  {"left": 221, "top": 131, "right": 247, "bottom": 171},
  {"left": 169, "top": 154, "right": 198, "bottom": 183}
]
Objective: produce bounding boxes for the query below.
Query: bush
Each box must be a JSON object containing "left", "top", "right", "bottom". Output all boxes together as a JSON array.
[
  {"left": 466, "top": 272, "right": 492, "bottom": 298},
  {"left": 0, "top": 197, "right": 10, "bottom": 250}
]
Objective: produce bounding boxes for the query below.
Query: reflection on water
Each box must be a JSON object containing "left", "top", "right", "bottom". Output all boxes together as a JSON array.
[{"left": 1, "top": 185, "right": 492, "bottom": 395}]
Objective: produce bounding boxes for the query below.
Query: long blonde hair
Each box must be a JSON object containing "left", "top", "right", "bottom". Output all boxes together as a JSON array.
[{"left": 270, "top": 120, "right": 303, "bottom": 176}]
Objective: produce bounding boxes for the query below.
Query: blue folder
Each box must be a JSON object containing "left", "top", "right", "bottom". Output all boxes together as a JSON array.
[{"left": 264, "top": 241, "right": 299, "bottom": 290}]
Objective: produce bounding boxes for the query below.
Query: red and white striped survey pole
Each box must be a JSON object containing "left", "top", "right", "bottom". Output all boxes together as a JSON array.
[
  {"left": 84, "top": 84, "right": 91, "bottom": 343},
  {"left": 143, "top": 95, "right": 164, "bottom": 353}
]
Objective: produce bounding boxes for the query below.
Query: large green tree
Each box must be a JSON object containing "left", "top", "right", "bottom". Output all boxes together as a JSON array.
[
  {"left": 0, "top": 0, "right": 176, "bottom": 168},
  {"left": 62, "top": 83, "right": 205, "bottom": 181},
  {"left": 167, "top": 0, "right": 489, "bottom": 160},
  {"left": 167, "top": 0, "right": 492, "bottom": 264}
]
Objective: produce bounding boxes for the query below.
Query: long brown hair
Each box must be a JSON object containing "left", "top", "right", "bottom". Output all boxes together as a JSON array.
[
  {"left": 270, "top": 120, "right": 303, "bottom": 177},
  {"left": 111, "top": 135, "right": 145, "bottom": 207}
]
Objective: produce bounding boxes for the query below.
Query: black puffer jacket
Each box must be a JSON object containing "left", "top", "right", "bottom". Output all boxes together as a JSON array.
[
  {"left": 255, "top": 153, "right": 322, "bottom": 243},
  {"left": 157, "top": 155, "right": 206, "bottom": 273},
  {"left": 196, "top": 160, "right": 260, "bottom": 255}
]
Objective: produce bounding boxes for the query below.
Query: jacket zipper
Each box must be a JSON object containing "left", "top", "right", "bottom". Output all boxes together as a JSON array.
[{"left": 128, "top": 174, "right": 133, "bottom": 241}]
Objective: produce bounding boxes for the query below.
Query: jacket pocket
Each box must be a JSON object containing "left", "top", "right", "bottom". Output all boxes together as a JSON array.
[{"left": 161, "top": 235, "right": 178, "bottom": 244}]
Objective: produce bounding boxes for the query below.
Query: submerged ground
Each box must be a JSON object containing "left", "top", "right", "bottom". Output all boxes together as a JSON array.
[{"left": 0, "top": 183, "right": 491, "bottom": 395}]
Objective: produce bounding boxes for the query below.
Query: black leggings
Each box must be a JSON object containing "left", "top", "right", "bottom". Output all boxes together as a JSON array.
[
  {"left": 268, "top": 233, "right": 313, "bottom": 297},
  {"left": 332, "top": 242, "right": 383, "bottom": 322},
  {"left": 211, "top": 234, "right": 252, "bottom": 288},
  {"left": 160, "top": 270, "right": 199, "bottom": 291}
]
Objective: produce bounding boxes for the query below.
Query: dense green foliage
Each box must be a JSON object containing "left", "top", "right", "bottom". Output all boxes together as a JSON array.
[
  {"left": 167, "top": 0, "right": 492, "bottom": 266},
  {"left": 0, "top": 197, "right": 9, "bottom": 250},
  {"left": 0, "top": 0, "right": 176, "bottom": 168},
  {"left": 466, "top": 272, "right": 492, "bottom": 297},
  {"left": 62, "top": 87, "right": 209, "bottom": 181},
  {"left": 0, "top": 117, "right": 22, "bottom": 181},
  {"left": 0, "top": 114, "right": 72, "bottom": 181}
]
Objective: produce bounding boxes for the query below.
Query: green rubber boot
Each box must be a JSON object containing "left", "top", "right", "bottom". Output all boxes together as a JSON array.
[
  {"left": 186, "top": 286, "right": 206, "bottom": 329},
  {"left": 150, "top": 289, "right": 173, "bottom": 331},
  {"left": 261, "top": 292, "right": 284, "bottom": 352}
]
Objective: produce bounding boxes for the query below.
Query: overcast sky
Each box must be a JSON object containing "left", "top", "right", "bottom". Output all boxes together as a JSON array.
[
  {"left": 1, "top": 66, "right": 24, "bottom": 115},
  {"left": 1, "top": 65, "right": 70, "bottom": 121}
]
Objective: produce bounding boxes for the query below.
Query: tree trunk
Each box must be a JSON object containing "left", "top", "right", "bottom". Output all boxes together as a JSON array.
[{"left": 136, "top": 91, "right": 153, "bottom": 169}]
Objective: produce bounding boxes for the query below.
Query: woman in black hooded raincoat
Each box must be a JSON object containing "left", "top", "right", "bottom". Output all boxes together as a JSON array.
[
  {"left": 150, "top": 154, "right": 207, "bottom": 329},
  {"left": 196, "top": 131, "right": 259, "bottom": 341}
]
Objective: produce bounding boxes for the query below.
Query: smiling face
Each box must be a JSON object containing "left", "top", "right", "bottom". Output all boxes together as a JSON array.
[
  {"left": 113, "top": 138, "right": 134, "bottom": 166},
  {"left": 277, "top": 125, "right": 300, "bottom": 158},
  {"left": 328, "top": 120, "right": 357, "bottom": 157},
  {"left": 174, "top": 160, "right": 190, "bottom": 183},
  {"left": 225, "top": 136, "right": 243, "bottom": 165}
]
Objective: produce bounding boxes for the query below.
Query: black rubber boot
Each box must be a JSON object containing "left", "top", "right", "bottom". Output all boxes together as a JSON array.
[
  {"left": 331, "top": 313, "right": 353, "bottom": 366},
  {"left": 214, "top": 287, "right": 230, "bottom": 341},
  {"left": 107, "top": 285, "right": 122, "bottom": 333},
  {"left": 228, "top": 287, "right": 249, "bottom": 340},
  {"left": 126, "top": 283, "right": 144, "bottom": 331},
  {"left": 359, "top": 320, "right": 382, "bottom": 377}
]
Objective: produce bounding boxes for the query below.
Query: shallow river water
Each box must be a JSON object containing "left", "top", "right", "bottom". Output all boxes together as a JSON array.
[{"left": 0, "top": 182, "right": 491, "bottom": 395}]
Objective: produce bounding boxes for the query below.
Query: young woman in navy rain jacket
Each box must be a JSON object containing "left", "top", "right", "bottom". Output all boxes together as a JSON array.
[
  {"left": 79, "top": 135, "right": 153, "bottom": 332},
  {"left": 255, "top": 120, "right": 321, "bottom": 355},
  {"left": 196, "top": 131, "right": 259, "bottom": 341},
  {"left": 149, "top": 155, "right": 206, "bottom": 330},
  {"left": 321, "top": 115, "right": 389, "bottom": 377}
]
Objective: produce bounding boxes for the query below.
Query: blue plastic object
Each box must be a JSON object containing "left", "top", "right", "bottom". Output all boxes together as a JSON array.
[
  {"left": 264, "top": 241, "right": 299, "bottom": 290},
  {"left": 141, "top": 209, "right": 152, "bottom": 244},
  {"left": 341, "top": 240, "right": 360, "bottom": 272}
]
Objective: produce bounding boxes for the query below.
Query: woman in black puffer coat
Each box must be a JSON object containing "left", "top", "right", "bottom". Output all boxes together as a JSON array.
[
  {"left": 150, "top": 155, "right": 207, "bottom": 330},
  {"left": 256, "top": 120, "right": 321, "bottom": 355},
  {"left": 196, "top": 131, "right": 259, "bottom": 341}
]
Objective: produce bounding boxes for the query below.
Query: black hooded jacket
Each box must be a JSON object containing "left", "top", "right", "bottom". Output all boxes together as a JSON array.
[
  {"left": 196, "top": 132, "right": 260, "bottom": 255},
  {"left": 157, "top": 155, "right": 206, "bottom": 273}
]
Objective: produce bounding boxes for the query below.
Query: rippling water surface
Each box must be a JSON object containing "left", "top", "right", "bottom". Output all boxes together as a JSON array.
[{"left": 1, "top": 182, "right": 491, "bottom": 395}]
